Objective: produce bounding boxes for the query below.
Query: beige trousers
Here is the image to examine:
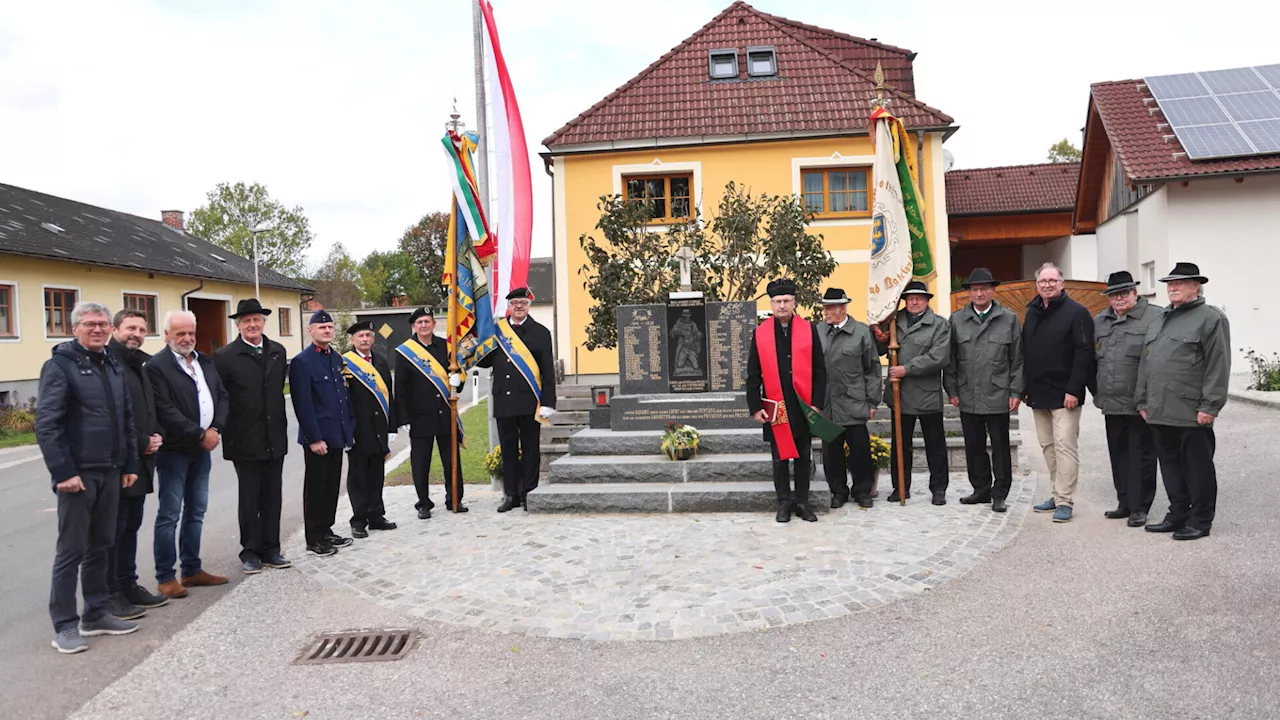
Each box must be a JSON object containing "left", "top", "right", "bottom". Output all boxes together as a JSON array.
[{"left": 1033, "top": 408, "right": 1081, "bottom": 507}]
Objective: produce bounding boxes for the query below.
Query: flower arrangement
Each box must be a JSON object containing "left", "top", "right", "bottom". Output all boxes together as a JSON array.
[
  {"left": 869, "top": 435, "right": 891, "bottom": 470},
  {"left": 660, "top": 421, "right": 700, "bottom": 461},
  {"left": 483, "top": 445, "right": 504, "bottom": 480}
]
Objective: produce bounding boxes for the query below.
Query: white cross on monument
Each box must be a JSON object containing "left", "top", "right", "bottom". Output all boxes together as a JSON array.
[{"left": 673, "top": 246, "right": 695, "bottom": 291}]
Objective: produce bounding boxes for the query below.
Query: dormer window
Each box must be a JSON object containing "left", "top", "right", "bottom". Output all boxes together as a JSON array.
[
  {"left": 708, "top": 49, "right": 738, "bottom": 80},
  {"left": 746, "top": 46, "right": 777, "bottom": 77}
]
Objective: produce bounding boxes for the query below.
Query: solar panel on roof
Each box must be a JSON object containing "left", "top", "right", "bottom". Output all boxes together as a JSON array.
[{"left": 1146, "top": 63, "right": 1280, "bottom": 160}]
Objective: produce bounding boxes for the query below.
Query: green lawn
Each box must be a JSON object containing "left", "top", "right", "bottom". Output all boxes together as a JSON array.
[
  {"left": 0, "top": 431, "right": 36, "bottom": 449},
  {"left": 283, "top": 382, "right": 290, "bottom": 396},
  {"left": 386, "top": 398, "right": 492, "bottom": 486}
]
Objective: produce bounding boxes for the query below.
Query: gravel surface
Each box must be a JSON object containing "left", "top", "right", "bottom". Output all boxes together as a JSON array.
[{"left": 69, "top": 402, "right": 1280, "bottom": 720}]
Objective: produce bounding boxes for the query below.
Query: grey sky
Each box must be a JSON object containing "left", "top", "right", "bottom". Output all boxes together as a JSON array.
[{"left": 1, "top": 0, "right": 1276, "bottom": 269}]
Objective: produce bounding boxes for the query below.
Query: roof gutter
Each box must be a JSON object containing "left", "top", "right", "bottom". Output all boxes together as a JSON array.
[
  {"left": 1128, "top": 166, "right": 1280, "bottom": 186},
  {"left": 544, "top": 125, "right": 958, "bottom": 156},
  {"left": 180, "top": 280, "right": 204, "bottom": 310}
]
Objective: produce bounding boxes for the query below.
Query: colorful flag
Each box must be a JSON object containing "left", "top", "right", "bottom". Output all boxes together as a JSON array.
[
  {"left": 442, "top": 131, "right": 498, "bottom": 371},
  {"left": 478, "top": 0, "right": 532, "bottom": 318},
  {"left": 867, "top": 107, "right": 934, "bottom": 324}
]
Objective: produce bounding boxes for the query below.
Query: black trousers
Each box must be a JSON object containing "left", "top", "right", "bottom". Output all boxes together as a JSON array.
[
  {"left": 410, "top": 432, "right": 464, "bottom": 510},
  {"left": 1105, "top": 414, "right": 1158, "bottom": 513},
  {"left": 889, "top": 412, "right": 949, "bottom": 495},
  {"left": 769, "top": 430, "right": 812, "bottom": 503},
  {"left": 302, "top": 449, "right": 344, "bottom": 545},
  {"left": 108, "top": 493, "right": 145, "bottom": 594},
  {"left": 822, "top": 424, "right": 875, "bottom": 499},
  {"left": 347, "top": 451, "right": 387, "bottom": 528},
  {"left": 50, "top": 469, "right": 119, "bottom": 632},
  {"left": 497, "top": 415, "right": 541, "bottom": 498},
  {"left": 960, "top": 412, "right": 1012, "bottom": 500},
  {"left": 1152, "top": 424, "right": 1217, "bottom": 530},
  {"left": 233, "top": 458, "right": 284, "bottom": 561}
]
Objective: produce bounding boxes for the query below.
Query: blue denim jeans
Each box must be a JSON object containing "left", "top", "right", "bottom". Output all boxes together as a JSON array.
[{"left": 154, "top": 450, "right": 211, "bottom": 583}]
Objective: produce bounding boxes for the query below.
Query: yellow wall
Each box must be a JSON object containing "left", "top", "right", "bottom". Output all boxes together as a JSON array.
[
  {"left": 0, "top": 255, "right": 307, "bottom": 384},
  {"left": 552, "top": 133, "right": 951, "bottom": 375}
]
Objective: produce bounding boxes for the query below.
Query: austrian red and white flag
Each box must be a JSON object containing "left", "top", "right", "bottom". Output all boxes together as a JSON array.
[{"left": 478, "top": 0, "right": 532, "bottom": 317}]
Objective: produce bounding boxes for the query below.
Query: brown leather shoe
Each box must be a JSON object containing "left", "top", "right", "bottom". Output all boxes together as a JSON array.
[
  {"left": 180, "top": 570, "right": 229, "bottom": 587},
  {"left": 157, "top": 580, "right": 189, "bottom": 599}
]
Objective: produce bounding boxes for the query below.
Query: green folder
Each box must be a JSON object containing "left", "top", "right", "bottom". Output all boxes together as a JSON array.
[{"left": 800, "top": 400, "right": 845, "bottom": 443}]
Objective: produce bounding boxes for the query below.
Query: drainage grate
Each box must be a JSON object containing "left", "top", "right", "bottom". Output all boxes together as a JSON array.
[{"left": 295, "top": 629, "right": 418, "bottom": 665}]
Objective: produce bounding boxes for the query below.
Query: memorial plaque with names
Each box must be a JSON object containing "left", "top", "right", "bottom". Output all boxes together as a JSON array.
[
  {"left": 666, "top": 294, "right": 709, "bottom": 393},
  {"left": 706, "top": 301, "right": 756, "bottom": 392},
  {"left": 615, "top": 305, "right": 668, "bottom": 395}
]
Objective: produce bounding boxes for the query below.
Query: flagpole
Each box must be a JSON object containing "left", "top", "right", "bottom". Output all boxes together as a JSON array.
[
  {"left": 869, "top": 63, "right": 908, "bottom": 507},
  {"left": 446, "top": 119, "right": 464, "bottom": 514},
  {"left": 474, "top": 0, "right": 500, "bottom": 462}
]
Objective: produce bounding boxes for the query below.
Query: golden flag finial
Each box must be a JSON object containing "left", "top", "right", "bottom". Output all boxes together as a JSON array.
[{"left": 872, "top": 62, "right": 889, "bottom": 110}]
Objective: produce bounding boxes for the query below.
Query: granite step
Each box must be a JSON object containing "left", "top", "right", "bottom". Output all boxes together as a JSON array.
[
  {"left": 547, "top": 453, "right": 780, "bottom": 484},
  {"left": 548, "top": 410, "right": 590, "bottom": 426},
  {"left": 555, "top": 397, "right": 596, "bottom": 411},
  {"left": 526, "top": 482, "right": 833, "bottom": 514}
]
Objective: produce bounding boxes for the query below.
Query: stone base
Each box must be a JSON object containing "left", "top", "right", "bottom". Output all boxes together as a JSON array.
[
  {"left": 527, "top": 482, "right": 832, "bottom": 514},
  {"left": 609, "top": 392, "right": 755, "bottom": 431}
]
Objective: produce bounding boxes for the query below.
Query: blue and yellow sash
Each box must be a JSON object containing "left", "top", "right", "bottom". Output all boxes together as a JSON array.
[
  {"left": 496, "top": 318, "right": 548, "bottom": 425},
  {"left": 395, "top": 338, "right": 463, "bottom": 436},
  {"left": 341, "top": 352, "right": 389, "bottom": 418}
]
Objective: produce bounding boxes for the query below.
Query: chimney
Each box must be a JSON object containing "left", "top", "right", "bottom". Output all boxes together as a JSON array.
[{"left": 161, "top": 210, "right": 185, "bottom": 231}]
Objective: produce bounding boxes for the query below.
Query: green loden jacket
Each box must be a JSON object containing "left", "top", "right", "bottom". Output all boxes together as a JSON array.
[
  {"left": 943, "top": 301, "right": 1024, "bottom": 415},
  {"left": 1093, "top": 297, "right": 1160, "bottom": 416},
  {"left": 820, "top": 317, "right": 883, "bottom": 426},
  {"left": 877, "top": 307, "right": 951, "bottom": 415},
  {"left": 1135, "top": 297, "right": 1231, "bottom": 427}
]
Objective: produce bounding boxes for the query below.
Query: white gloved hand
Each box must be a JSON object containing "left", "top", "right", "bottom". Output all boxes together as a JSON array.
[
  {"left": 538, "top": 406, "right": 556, "bottom": 419},
  {"left": 388, "top": 433, "right": 398, "bottom": 445},
  {"left": 399, "top": 425, "right": 411, "bottom": 434},
  {"left": 449, "top": 373, "right": 463, "bottom": 389}
]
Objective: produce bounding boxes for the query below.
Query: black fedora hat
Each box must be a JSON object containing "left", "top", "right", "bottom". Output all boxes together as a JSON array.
[
  {"left": 821, "top": 288, "right": 850, "bottom": 305},
  {"left": 961, "top": 267, "right": 1000, "bottom": 289},
  {"left": 229, "top": 298, "right": 272, "bottom": 319},
  {"left": 767, "top": 278, "right": 797, "bottom": 297},
  {"left": 1159, "top": 262, "right": 1208, "bottom": 284},
  {"left": 1102, "top": 270, "right": 1140, "bottom": 295},
  {"left": 901, "top": 280, "right": 933, "bottom": 298}
]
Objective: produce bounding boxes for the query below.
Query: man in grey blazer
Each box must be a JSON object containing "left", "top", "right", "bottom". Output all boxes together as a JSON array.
[{"left": 818, "top": 288, "right": 883, "bottom": 509}]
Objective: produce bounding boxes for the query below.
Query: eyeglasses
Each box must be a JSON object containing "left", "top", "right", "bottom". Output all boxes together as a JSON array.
[
  {"left": 1036, "top": 279, "right": 1063, "bottom": 286},
  {"left": 508, "top": 300, "right": 530, "bottom": 307},
  {"left": 78, "top": 322, "right": 110, "bottom": 330}
]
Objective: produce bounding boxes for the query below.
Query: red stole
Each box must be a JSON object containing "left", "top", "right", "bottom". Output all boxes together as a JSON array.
[{"left": 754, "top": 316, "right": 813, "bottom": 460}]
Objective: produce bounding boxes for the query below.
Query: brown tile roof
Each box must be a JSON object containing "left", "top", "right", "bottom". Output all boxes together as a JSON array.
[
  {"left": 543, "top": 1, "right": 952, "bottom": 150},
  {"left": 1092, "top": 79, "right": 1280, "bottom": 182},
  {"left": 945, "top": 163, "right": 1080, "bottom": 216}
]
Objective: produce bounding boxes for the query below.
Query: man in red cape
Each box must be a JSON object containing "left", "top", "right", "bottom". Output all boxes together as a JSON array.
[{"left": 746, "top": 278, "right": 827, "bottom": 523}]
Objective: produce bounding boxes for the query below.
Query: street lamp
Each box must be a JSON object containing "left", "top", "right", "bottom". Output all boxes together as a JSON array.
[{"left": 249, "top": 227, "right": 270, "bottom": 299}]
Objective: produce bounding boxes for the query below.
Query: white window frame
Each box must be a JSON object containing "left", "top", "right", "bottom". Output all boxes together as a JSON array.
[
  {"left": 0, "top": 279, "right": 19, "bottom": 343},
  {"left": 708, "top": 48, "right": 738, "bottom": 80},
  {"left": 119, "top": 289, "right": 161, "bottom": 337},
  {"left": 41, "top": 284, "right": 81, "bottom": 341},
  {"left": 277, "top": 306, "right": 294, "bottom": 337},
  {"left": 1141, "top": 260, "right": 1157, "bottom": 297},
  {"left": 746, "top": 46, "right": 777, "bottom": 77},
  {"left": 792, "top": 153, "right": 876, "bottom": 228},
  {"left": 611, "top": 160, "right": 703, "bottom": 231}
]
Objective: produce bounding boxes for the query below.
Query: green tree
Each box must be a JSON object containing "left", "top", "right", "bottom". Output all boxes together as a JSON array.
[
  {"left": 577, "top": 183, "right": 836, "bottom": 350},
  {"left": 397, "top": 211, "right": 449, "bottom": 306},
  {"left": 308, "top": 242, "right": 363, "bottom": 309},
  {"left": 1047, "top": 138, "right": 1082, "bottom": 163},
  {"left": 358, "top": 250, "right": 428, "bottom": 307},
  {"left": 187, "top": 182, "right": 315, "bottom": 278}
]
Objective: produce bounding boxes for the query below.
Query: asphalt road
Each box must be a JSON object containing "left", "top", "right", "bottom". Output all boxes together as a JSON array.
[{"left": 0, "top": 371, "right": 489, "bottom": 720}]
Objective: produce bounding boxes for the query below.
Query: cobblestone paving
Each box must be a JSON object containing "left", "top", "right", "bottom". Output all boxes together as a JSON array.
[{"left": 291, "top": 470, "right": 1033, "bottom": 641}]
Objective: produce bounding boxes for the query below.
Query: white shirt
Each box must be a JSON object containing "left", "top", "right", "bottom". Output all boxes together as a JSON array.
[
  {"left": 172, "top": 349, "right": 214, "bottom": 429},
  {"left": 242, "top": 337, "right": 263, "bottom": 350}
]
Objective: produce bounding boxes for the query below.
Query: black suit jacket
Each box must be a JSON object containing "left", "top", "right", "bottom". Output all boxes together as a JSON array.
[
  {"left": 745, "top": 317, "right": 827, "bottom": 443},
  {"left": 393, "top": 335, "right": 460, "bottom": 438},
  {"left": 348, "top": 350, "right": 396, "bottom": 456},
  {"left": 147, "top": 348, "right": 229, "bottom": 454},
  {"left": 478, "top": 317, "right": 557, "bottom": 419},
  {"left": 213, "top": 336, "right": 289, "bottom": 462},
  {"left": 107, "top": 339, "right": 161, "bottom": 495}
]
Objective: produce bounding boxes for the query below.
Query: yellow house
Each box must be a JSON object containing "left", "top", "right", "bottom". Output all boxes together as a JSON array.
[
  {"left": 0, "top": 182, "right": 312, "bottom": 403},
  {"left": 542, "top": 0, "right": 955, "bottom": 376}
]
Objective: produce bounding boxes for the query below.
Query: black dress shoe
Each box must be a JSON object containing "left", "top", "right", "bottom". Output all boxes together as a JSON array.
[
  {"left": 1145, "top": 520, "right": 1183, "bottom": 533},
  {"left": 417, "top": 508, "right": 431, "bottom": 520},
  {"left": 497, "top": 496, "right": 517, "bottom": 513},
  {"left": 368, "top": 518, "right": 397, "bottom": 531},
  {"left": 992, "top": 498, "right": 1008, "bottom": 513},
  {"left": 959, "top": 493, "right": 991, "bottom": 505},
  {"left": 775, "top": 501, "right": 792, "bottom": 523},
  {"left": 794, "top": 503, "right": 818, "bottom": 522},
  {"left": 1172, "top": 526, "right": 1210, "bottom": 540},
  {"left": 854, "top": 494, "right": 873, "bottom": 509},
  {"left": 1104, "top": 507, "right": 1130, "bottom": 519},
  {"left": 1127, "top": 512, "right": 1148, "bottom": 527},
  {"left": 446, "top": 503, "right": 469, "bottom": 513},
  {"left": 931, "top": 492, "right": 946, "bottom": 506},
  {"left": 830, "top": 495, "right": 848, "bottom": 509},
  {"left": 886, "top": 490, "right": 911, "bottom": 502},
  {"left": 350, "top": 525, "right": 369, "bottom": 539}
]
